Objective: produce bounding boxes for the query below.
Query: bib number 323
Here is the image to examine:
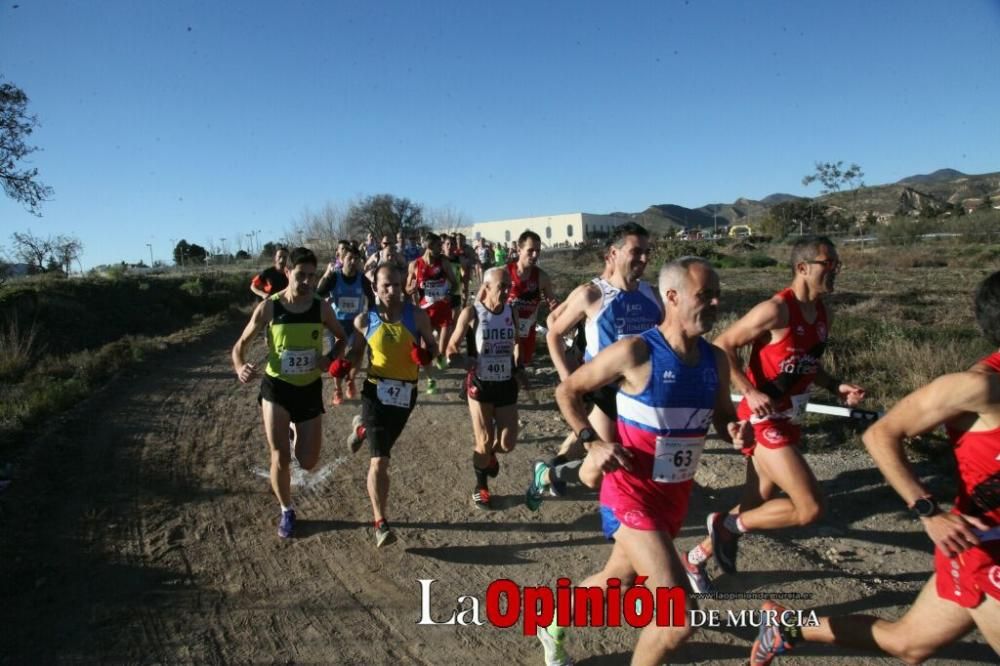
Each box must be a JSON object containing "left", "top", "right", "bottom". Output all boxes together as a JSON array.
[
  {"left": 280, "top": 349, "right": 316, "bottom": 375},
  {"left": 652, "top": 436, "right": 705, "bottom": 484}
]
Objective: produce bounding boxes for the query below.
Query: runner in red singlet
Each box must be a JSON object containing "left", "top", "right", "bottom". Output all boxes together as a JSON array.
[
  {"left": 406, "top": 232, "right": 459, "bottom": 394},
  {"left": 506, "top": 230, "right": 558, "bottom": 368},
  {"left": 687, "top": 236, "right": 866, "bottom": 582},
  {"left": 748, "top": 270, "right": 1000, "bottom": 665}
]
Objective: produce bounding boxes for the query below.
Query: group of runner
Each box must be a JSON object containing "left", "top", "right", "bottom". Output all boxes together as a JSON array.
[{"left": 235, "top": 230, "right": 999, "bottom": 663}]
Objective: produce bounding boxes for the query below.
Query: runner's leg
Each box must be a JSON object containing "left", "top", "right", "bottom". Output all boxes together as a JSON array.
[
  {"left": 290, "top": 415, "right": 322, "bottom": 470},
  {"left": 261, "top": 399, "right": 293, "bottom": 508}
]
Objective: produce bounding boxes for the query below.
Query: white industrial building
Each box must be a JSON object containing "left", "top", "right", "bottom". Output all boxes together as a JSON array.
[{"left": 458, "top": 213, "right": 628, "bottom": 247}]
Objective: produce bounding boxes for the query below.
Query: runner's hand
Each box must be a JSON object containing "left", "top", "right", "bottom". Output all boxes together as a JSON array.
[
  {"left": 727, "top": 420, "right": 754, "bottom": 450},
  {"left": 237, "top": 363, "right": 256, "bottom": 383},
  {"left": 410, "top": 344, "right": 433, "bottom": 366},
  {"left": 838, "top": 383, "right": 866, "bottom": 406},
  {"left": 328, "top": 358, "right": 352, "bottom": 378},
  {"left": 922, "top": 511, "right": 989, "bottom": 557},
  {"left": 744, "top": 388, "right": 774, "bottom": 418},
  {"left": 588, "top": 440, "right": 634, "bottom": 474}
]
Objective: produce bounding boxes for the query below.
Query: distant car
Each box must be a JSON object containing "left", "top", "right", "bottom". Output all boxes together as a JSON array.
[{"left": 728, "top": 224, "right": 753, "bottom": 238}]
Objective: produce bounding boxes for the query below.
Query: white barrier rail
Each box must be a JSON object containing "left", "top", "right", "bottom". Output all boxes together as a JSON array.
[{"left": 729, "top": 394, "right": 882, "bottom": 422}]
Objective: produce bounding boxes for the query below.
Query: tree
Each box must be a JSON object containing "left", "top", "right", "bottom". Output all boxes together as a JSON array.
[
  {"left": 52, "top": 234, "right": 83, "bottom": 274},
  {"left": 235, "top": 249, "right": 250, "bottom": 260},
  {"left": 802, "top": 161, "right": 865, "bottom": 195},
  {"left": 1, "top": 79, "right": 54, "bottom": 215},
  {"left": 345, "top": 194, "right": 424, "bottom": 239},
  {"left": 172, "top": 239, "right": 207, "bottom": 266},
  {"left": 173, "top": 239, "right": 191, "bottom": 266},
  {"left": 260, "top": 241, "right": 280, "bottom": 259},
  {"left": 10, "top": 230, "right": 52, "bottom": 272}
]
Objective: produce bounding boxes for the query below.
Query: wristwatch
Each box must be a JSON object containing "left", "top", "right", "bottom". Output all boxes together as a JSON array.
[
  {"left": 910, "top": 496, "right": 939, "bottom": 519},
  {"left": 576, "top": 427, "right": 597, "bottom": 445}
]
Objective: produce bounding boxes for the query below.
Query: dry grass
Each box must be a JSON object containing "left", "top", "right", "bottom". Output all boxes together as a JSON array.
[{"left": 0, "top": 317, "right": 44, "bottom": 383}]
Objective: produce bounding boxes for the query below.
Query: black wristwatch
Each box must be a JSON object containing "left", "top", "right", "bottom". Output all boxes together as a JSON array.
[
  {"left": 576, "top": 427, "right": 597, "bottom": 445},
  {"left": 911, "top": 496, "right": 940, "bottom": 519}
]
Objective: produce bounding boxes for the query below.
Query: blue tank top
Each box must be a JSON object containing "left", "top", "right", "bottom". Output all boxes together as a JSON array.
[
  {"left": 328, "top": 270, "right": 367, "bottom": 321},
  {"left": 616, "top": 330, "right": 719, "bottom": 438},
  {"left": 584, "top": 279, "right": 663, "bottom": 361}
]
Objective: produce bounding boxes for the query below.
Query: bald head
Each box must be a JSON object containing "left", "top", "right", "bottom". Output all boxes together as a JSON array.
[{"left": 483, "top": 266, "right": 507, "bottom": 285}]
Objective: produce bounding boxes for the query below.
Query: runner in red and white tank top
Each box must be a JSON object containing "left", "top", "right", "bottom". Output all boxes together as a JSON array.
[
  {"left": 405, "top": 233, "right": 458, "bottom": 391},
  {"left": 503, "top": 231, "right": 557, "bottom": 366},
  {"left": 688, "top": 237, "right": 867, "bottom": 581},
  {"left": 737, "top": 286, "right": 829, "bottom": 427},
  {"left": 742, "top": 272, "right": 1000, "bottom": 664}
]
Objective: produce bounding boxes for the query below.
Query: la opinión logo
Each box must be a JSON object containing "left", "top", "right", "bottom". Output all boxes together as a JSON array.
[{"left": 416, "top": 578, "right": 686, "bottom": 636}]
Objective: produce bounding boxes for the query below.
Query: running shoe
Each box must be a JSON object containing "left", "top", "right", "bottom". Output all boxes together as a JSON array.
[
  {"left": 525, "top": 461, "right": 550, "bottom": 512},
  {"left": 375, "top": 522, "right": 396, "bottom": 548},
  {"left": 485, "top": 453, "right": 500, "bottom": 478},
  {"left": 344, "top": 379, "right": 357, "bottom": 400},
  {"left": 548, "top": 466, "right": 567, "bottom": 497},
  {"left": 683, "top": 557, "right": 714, "bottom": 594},
  {"left": 277, "top": 508, "right": 296, "bottom": 539},
  {"left": 472, "top": 487, "right": 491, "bottom": 510},
  {"left": 331, "top": 387, "right": 344, "bottom": 406},
  {"left": 434, "top": 355, "right": 447, "bottom": 371},
  {"left": 707, "top": 512, "right": 740, "bottom": 574},
  {"left": 536, "top": 624, "right": 573, "bottom": 666},
  {"left": 749, "top": 601, "right": 795, "bottom": 666},
  {"left": 346, "top": 414, "right": 366, "bottom": 454},
  {"left": 426, "top": 378, "right": 438, "bottom": 395}
]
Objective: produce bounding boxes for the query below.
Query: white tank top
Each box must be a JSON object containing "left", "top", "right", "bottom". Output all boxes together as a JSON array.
[{"left": 474, "top": 301, "right": 517, "bottom": 382}]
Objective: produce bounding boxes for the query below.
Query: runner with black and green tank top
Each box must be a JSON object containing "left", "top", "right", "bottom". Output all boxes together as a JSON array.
[{"left": 232, "top": 247, "right": 350, "bottom": 539}]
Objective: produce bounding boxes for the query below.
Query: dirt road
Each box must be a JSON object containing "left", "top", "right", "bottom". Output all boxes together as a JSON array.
[{"left": 0, "top": 321, "right": 994, "bottom": 664}]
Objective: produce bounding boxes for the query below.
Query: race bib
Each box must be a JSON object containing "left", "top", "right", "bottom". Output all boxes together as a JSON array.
[
  {"left": 376, "top": 379, "right": 413, "bottom": 408},
  {"left": 652, "top": 436, "right": 705, "bottom": 484},
  {"left": 336, "top": 296, "right": 362, "bottom": 314},
  {"left": 423, "top": 279, "right": 449, "bottom": 303},
  {"left": 478, "top": 357, "right": 511, "bottom": 382},
  {"left": 280, "top": 349, "right": 316, "bottom": 375},
  {"left": 517, "top": 312, "right": 536, "bottom": 337}
]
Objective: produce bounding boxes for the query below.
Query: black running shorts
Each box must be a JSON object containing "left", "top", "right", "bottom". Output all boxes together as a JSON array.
[
  {"left": 466, "top": 373, "right": 518, "bottom": 407},
  {"left": 361, "top": 378, "right": 417, "bottom": 458},
  {"left": 258, "top": 375, "right": 325, "bottom": 424}
]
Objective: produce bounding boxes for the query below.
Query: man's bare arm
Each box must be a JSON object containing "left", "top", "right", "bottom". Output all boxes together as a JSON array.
[
  {"left": 713, "top": 298, "right": 786, "bottom": 416},
  {"left": 232, "top": 300, "right": 270, "bottom": 382},
  {"left": 546, "top": 283, "right": 600, "bottom": 381}
]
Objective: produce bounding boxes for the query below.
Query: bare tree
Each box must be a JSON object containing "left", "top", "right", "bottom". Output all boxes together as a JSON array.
[
  {"left": 52, "top": 234, "right": 83, "bottom": 274},
  {"left": 1, "top": 80, "right": 54, "bottom": 215},
  {"left": 10, "top": 231, "right": 52, "bottom": 272},
  {"left": 426, "top": 204, "right": 471, "bottom": 233}
]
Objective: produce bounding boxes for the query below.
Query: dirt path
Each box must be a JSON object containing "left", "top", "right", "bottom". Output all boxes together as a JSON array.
[{"left": 0, "top": 322, "right": 994, "bottom": 665}]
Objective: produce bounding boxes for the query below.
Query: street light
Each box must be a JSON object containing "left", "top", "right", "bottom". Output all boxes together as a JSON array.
[{"left": 146, "top": 243, "right": 153, "bottom": 267}]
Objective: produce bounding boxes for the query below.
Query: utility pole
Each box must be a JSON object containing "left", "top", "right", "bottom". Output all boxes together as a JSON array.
[{"left": 146, "top": 243, "right": 153, "bottom": 267}]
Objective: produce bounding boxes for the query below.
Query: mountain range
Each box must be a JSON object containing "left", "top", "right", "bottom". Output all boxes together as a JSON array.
[{"left": 615, "top": 169, "right": 1000, "bottom": 232}]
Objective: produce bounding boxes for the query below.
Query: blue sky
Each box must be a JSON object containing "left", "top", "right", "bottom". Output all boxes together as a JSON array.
[{"left": 1, "top": 0, "right": 998, "bottom": 268}]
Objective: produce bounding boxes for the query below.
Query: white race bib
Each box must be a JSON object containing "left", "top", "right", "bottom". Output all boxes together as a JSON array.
[
  {"left": 652, "top": 436, "right": 705, "bottom": 484},
  {"left": 376, "top": 379, "right": 413, "bottom": 408},
  {"left": 478, "top": 357, "right": 511, "bottom": 382},
  {"left": 280, "top": 349, "right": 316, "bottom": 375},
  {"left": 337, "top": 296, "right": 362, "bottom": 314},
  {"left": 517, "top": 314, "right": 535, "bottom": 337},
  {"left": 423, "top": 279, "right": 449, "bottom": 303}
]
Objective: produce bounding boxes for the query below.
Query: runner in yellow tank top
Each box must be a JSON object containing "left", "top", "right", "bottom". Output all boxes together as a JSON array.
[{"left": 232, "top": 247, "right": 349, "bottom": 539}]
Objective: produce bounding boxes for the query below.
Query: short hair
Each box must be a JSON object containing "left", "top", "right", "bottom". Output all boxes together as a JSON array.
[
  {"left": 518, "top": 230, "right": 542, "bottom": 247},
  {"left": 341, "top": 243, "right": 360, "bottom": 259},
  {"left": 658, "top": 256, "right": 714, "bottom": 295},
  {"left": 609, "top": 222, "right": 650, "bottom": 248},
  {"left": 288, "top": 247, "right": 317, "bottom": 268},
  {"left": 274, "top": 246, "right": 288, "bottom": 255},
  {"left": 790, "top": 235, "right": 835, "bottom": 273},
  {"left": 483, "top": 266, "right": 508, "bottom": 284},
  {"left": 422, "top": 232, "right": 441, "bottom": 248},
  {"left": 337, "top": 239, "right": 351, "bottom": 248},
  {"left": 975, "top": 270, "right": 1000, "bottom": 347}
]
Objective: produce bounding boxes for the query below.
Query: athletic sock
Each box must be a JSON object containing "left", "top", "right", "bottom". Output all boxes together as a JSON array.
[
  {"left": 687, "top": 543, "right": 710, "bottom": 566},
  {"left": 552, "top": 459, "right": 583, "bottom": 485},
  {"left": 375, "top": 518, "right": 387, "bottom": 529},
  {"left": 281, "top": 504, "right": 294, "bottom": 513},
  {"left": 474, "top": 465, "right": 489, "bottom": 489},
  {"left": 724, "top": 513, "right": 748, "bottom": 534}
]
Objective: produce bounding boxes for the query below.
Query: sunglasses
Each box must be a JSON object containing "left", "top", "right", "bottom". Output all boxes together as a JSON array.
[{"left": 806, "top": 259, "right": 842, "bottom": 272}]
